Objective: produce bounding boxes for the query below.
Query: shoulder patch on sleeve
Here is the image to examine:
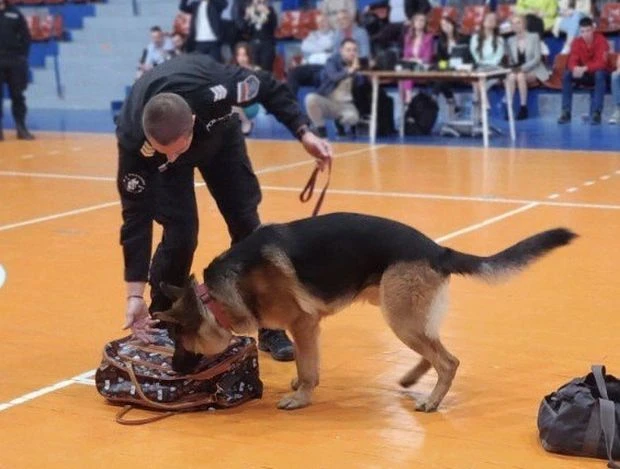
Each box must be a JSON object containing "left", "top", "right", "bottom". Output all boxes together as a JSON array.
[
  {"left": 237, "top": 75, "right": 260, "bottom": 103},
  {"left": 140, "top": 141, "right": 155, "bottom": 157}
]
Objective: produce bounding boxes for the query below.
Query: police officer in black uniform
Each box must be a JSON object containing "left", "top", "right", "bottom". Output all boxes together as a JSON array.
[
  {"left": 117, "top": 53, "right": 331, "bottom": 361},
  {"left": 0, "top": 0, "right": 34, "bottom": 141}
]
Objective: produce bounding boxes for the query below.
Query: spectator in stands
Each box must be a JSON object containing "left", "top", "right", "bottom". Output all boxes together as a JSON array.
[
  {"left": 505, "top": 15, "right": 550, "bottom": 120},
  {"left": 305, "top": 38, "right": 365, "bottom": 138},
  {"left": 515, "top": 0, "right": 557, "bottom": 36},
  {"left": 180, "top": 0, "right": 227, "bottom": 61},
  {"left": 401, "top": 12, "right": 433, "bottom": 104},
  {"left": 136, "top": 26, "right": 175, "bottom": 80},
  {"left": 171, "top": 33, "right": 186, "bottom": 57},
  {"left": 404, "top": 0, "right": 431, "bottom": 20},
  {"left": 322, "top": 0, "right": 356, "bottom": 30},
  {"left": 287, "top": 12, "right": 335, "bottom": 97},
  {"left": 609, "top": 55, "right": 620, "bottom": 124},
  {"left": 0, "top": 0, "right": 34, "bottom": 140},
  {"left": 433, "top": 16, "right": 467, "bottom": 119},
  {"left": 558, "top": 16, "right": 609, "bottom": 125},
  {"left": 242, "top": 0, "right": 277, "bottom": 72},
  {"left": 552, "top": 0, "right": 592, "bottom": 54},
  {"left": 333, "top": 9, "right": 371, "bottom": 62},
  {"left": 469, "top": 12, "right": 505, "bottom": 121},
  {"left": 231, "top": 42, "right": 261, "bottom": 134}
]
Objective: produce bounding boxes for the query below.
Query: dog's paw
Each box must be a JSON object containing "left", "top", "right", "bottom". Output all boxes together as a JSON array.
[
  {"left": 415, "top": 400, "right": 439, "bottom": 413},
  {"left": 277, "top": 392, "right": 310, "bottom": 410},
  {"left": 290, "top": 377, "right": 299, "bottom": 390}
]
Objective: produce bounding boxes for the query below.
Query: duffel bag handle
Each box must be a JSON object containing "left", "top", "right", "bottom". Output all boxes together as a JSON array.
[
  {"left": 592, "top": 365, "right": 620, "bottom": 469},
  {"left": 116, "top": 405, "right": 176, "bottom": 426}
]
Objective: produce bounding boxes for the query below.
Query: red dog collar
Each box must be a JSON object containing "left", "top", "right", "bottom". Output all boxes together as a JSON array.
[{"left": 195, "top": 283, "right": 233, "bottom": 331}]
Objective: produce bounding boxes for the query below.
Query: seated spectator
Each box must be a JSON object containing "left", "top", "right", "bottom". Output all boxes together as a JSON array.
[
  {"left": 136, "top": 26, "right": 174, "bottom": 80},
  {"left": 515, "top": 0, "right": 558, "bottom": 36},
  {"left": 552, "top": 0, "right": 592, "bottom": 54},
  {"left": 505, "top": 15, "right": 550, "bottom": 120},
  {"left": 240, "top": 0, "right": 277, "bottom": 72},
  {"left": 558, "top": 17, "right": 610, "bottom": 125},
  {"left": 401, "top": 13, "right": 433, "bottom": 104},
  {"left": 305, "top": 38, "right": 365, "bottom": 138},
  {"left": 433, "top": 16, "right": 468, "bottom": 119},
  {"left": 287, "top": 12, "right": 335, "bottom": 97},
  {"left": 171, "top": 32, "right": 186, "bottom": 56},
  {"left": 180, "top": 0, "right": 227, "bottom": 61},
  {"left": 609, "top": 55, "right": 620, "bottom": 124},
  {"left": 333, "top": 9, "right": 371, "bottom": 62},
  {"left": 322, "top": 0, "right": 356, "bottom": 30},
  {"left": 231, "top": 42, "right": 261, "bottom": 134},
  {"left": 469, "top": 12, "right": 505, "bottom": 120}
]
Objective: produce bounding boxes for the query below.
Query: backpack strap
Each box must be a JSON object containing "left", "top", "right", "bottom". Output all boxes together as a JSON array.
[
  {"left": 115, "top": 405, "right": 176, "bottom": 426},
  {"left": 592, "top": 365, "right": 620, "bottom": 469}
]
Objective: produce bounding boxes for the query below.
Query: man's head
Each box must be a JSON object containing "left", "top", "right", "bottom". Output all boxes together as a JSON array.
[
  {"left": 142, "top": 93, "right": 195, "bottom": 162},
  {"left": 336, "top": 9, "right": 353, "bottom": 31},
  {"left": 579, "top": 17, "right": 595, "bottom": 43},
  {"left": 339, "top": 38, "right": 358, "bottom": 64},
  {"left": 0, "top": 0, "right": 6, "bottom": 11},
  {"left": 316, "top": 12, "right": 329, "bottom": 32},
  {"left": 150, "top": 26, "right": 165, "bottom": 48}
]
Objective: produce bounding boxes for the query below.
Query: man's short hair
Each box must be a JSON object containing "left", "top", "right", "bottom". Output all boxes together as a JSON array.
[
  {"left": 340, "top": 38, "right": 357, "bottom": 48},
  {"left": 150, "top": 26, "right": 162, "bottom": 33},
  {"left": 579, "top": 17, "right": 594, "bottom": 28},
  {"left": 142, "top": 93, "right": 194, "bottom": 145}
]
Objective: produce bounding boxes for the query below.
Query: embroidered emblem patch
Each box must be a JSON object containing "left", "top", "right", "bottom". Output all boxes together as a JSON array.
[
  {"left": 122, "top": 173, "right": 146, "bottom": 194},
  {"left": 140, "top": 141, "right": 155, "bottom": 157},
  {"left": 210, "top": 84, "right": 228, "bottom": 102},
  {"left": 237, "top": 75, "right": 260, "bottom": 103}
]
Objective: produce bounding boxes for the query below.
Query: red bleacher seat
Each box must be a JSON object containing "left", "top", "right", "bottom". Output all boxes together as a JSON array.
[
  {"left": 275, "top": 10, "right": 301, "bottom": 39},
  {"left": 598, "top": 2, "right": 620, "bottom": 33}
]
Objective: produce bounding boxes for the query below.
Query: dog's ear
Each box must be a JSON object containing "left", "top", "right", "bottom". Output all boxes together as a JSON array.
[
  {"left": 160, "top": 282, "right": 184, "bottom": 300},
  {"left": 152, "top": 309, "right": 181, "bottom": 325}
]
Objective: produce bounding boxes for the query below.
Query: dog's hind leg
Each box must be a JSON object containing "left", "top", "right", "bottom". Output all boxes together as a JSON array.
[
  {"left": 380, "top": 262, "right": 459, "bottom": 412},
  {"left": 277, "top": 315, "right": 320, "bottom": 410}
]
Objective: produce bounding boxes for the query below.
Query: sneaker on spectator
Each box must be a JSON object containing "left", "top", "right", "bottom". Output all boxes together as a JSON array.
[
  {"left": 591, "top": 111, "right": 601, "bottom": 125},
  {"left": 609, "top": 108, "right": 620, "bottom": 124}
]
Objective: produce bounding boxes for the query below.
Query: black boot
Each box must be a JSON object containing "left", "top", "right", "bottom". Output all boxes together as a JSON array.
[
  {"left": 334, "top": 119, "right": 346, "bottom": 137},
  {"left": 258, "top": 328, "right": 295, "bottom": 361},
  {"left": 16, "top": 121, "right": 35, "bottom": 140},
  {"left": 516, "top": 105, "right": 528, "bottom": 120}
]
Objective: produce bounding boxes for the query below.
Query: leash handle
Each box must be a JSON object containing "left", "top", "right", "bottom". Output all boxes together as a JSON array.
[{"left": 300, "top": 157, "right": 332, "bottom": 217}]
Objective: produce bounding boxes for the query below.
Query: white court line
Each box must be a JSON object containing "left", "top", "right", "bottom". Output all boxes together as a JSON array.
[
  {"left": 0, "top": 201, "right": 120, "bottom": 232},
  {"left": 0, "top": 170, "right": 115, "bottom": 182},
  {"left": 260, "top": 186, "right": 620, "bottom": 210}
]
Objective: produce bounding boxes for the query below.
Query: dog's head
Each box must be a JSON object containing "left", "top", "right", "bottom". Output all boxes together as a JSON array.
[{"left": 153, "top": 275, "right": 234, "bottom": 360}]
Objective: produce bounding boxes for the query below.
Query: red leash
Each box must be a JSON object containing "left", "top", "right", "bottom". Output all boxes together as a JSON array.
[{"left": 299, "top": 157, "right": 332, "bottom": 217}]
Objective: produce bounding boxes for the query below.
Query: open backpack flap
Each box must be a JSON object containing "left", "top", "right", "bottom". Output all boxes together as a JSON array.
[
  {"left": 95, "top": 330, "right": 263, "bottom": 425},
  {"left": 538, "top": 365, "right": 620, "bottom": 468}
]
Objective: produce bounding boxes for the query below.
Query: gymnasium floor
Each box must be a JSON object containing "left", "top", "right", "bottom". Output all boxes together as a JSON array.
[{"left": 0, "top": 123, "right": 619, "bottom": 468}]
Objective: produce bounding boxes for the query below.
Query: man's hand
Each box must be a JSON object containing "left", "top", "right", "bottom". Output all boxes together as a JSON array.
[
  {"left": 348, "top": 57, "right": 360, "bottom": 73},
  {"left": 301, "top": 131, "right": 332, "bottom": 171},
  {"left": 573, "top": 66, "right": 586, "bottom": 79},
  {"left": 123, "top": 296, "right": 159, "bottom": 343}
]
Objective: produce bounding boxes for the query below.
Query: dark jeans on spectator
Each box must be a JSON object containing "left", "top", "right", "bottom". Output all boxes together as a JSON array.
[
  {"left": 251, "top": 39, "right": 275, "bottom": 72},
  {"left": 195, "top": 41, "right": 222, "bottom": 62},
  {"left": 287, "top": 64, "right": 323, "bottom": 97},
  {"left": 561, "top": 69, "right": 608, "bottom": 114}
]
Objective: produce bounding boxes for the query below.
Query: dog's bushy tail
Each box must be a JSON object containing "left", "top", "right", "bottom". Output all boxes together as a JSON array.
[{"left": 437, "top": 228, "right": 578, "bottom": 282}]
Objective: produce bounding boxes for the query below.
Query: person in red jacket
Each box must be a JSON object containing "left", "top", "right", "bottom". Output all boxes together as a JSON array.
[{"left": 558, "top": 16, "right": 610, "bottom": 125}]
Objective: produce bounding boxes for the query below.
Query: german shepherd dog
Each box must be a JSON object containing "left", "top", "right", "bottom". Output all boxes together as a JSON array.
[{"left": 154, "top": 212, "right": 576, "bottom": 412}]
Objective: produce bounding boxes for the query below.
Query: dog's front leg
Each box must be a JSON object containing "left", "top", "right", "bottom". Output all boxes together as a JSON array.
[{"left": 277, "top": 318, "right": 320, "bottom": 410}]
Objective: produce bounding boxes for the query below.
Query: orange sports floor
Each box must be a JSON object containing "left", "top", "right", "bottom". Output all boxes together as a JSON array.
[{"left": 1, "top": 132, "right": 619, "bottom": 468}]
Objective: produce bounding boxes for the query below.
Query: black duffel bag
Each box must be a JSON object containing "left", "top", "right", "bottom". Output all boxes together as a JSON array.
[{"left": 538, "top": 365, "right": 620, "bottom": 468}]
